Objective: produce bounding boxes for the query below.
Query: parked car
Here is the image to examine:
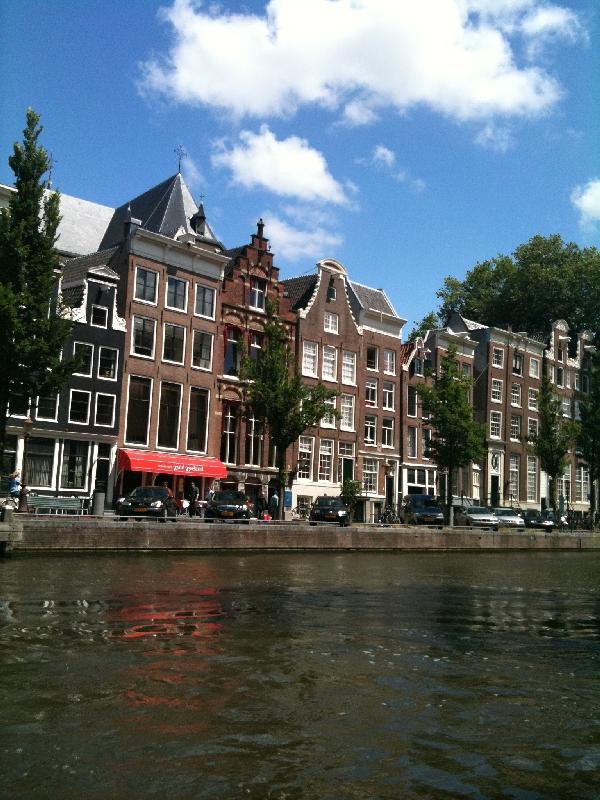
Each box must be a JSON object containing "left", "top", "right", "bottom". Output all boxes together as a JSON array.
[
  {"left": 455, "top": 506, "right": 499, "bottom": 530},
  {"left": 400, "top": 494, "right": 444, "bottom": 525},
  {"left": 309, "top": 496, "right": 349, "bottom": 526},
  {"left": 522, "top": 509, "right": 555, "bottom": 531},
  {"left": 204, "top": 491, "right": 252, "bottom": 521},
  {"left": 493, "top": 507, "right": 525, "bottom": 529},
  {"left": 116, "top": 486, "right": 178, "bottom": 520}
]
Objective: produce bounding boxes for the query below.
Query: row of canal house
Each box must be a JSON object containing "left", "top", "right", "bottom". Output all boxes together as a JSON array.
[{"left": 1, "top": 174, "right": 594, "bottom": 519}]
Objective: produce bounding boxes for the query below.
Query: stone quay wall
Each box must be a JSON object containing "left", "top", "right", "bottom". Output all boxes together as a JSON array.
[{"left": 1, "top": 516, "right": 600, "bottom": 553}]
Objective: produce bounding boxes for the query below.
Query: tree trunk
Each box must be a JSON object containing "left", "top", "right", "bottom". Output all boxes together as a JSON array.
[{"left": 275, "top": 450, "right": 286, "bottom": 521}]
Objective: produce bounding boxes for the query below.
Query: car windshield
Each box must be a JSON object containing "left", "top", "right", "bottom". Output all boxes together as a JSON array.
[
  {"left": 212, "top": 491, "right": 246, "bottom": 503},
  {"left": 470, "top": 507, "right": 492, "bottom": 515},
  {"left": 314, "top": 498, "right": 344, "bottom": 508},
  {"left": 128, "top": 487, "right": 168, "bottom": 500},
  {"left": 416, "top": 504, "right": 442, "bottom": 513},
  {"left": 410, "top": 496, "right": 438, "bottom": 508}
]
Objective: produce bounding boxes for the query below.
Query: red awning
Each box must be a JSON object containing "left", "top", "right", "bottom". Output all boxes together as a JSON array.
[{"left": 119, "top": 449, "right": 228, "bottom": 479}]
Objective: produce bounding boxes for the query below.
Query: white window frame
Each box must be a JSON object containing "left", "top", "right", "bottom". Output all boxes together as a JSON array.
[
  {"left": 364, "top": 415, "right": 377, "bottom": 445},
  {"left": 297, "top": 436, "right": 314, "bottom": 480},
  {"left": 510, "top": 414, "right": 521, "bottom": 441},
  {"left": 365, "top": 379, "right": 377, "bottom": 408},
  {"left": 363, "top": 458, "right": 378, "bottom": 494},
  {"left": 527, "top": 456, "right": 537, "bottom": 502},
  {"left": 528, "top": 389, "right": 538, "bottom": 411},
  {"left": 131, "top": 315, "right": 156, "bottom": 360},
  {"left": 162, "top": 322, "right": 186, "bottom": 365},
  {"left": 94, "top": 392, "right": 116, "bottom": 428},
  {"left": 382, "top": 418, "right": 394, "bottom": 448},
  {"left": 491, "top": 378, "right": 503, "bottom": 403},
  {"left": 156, "top": 381, "right": 183, "bottom": 451},
  {"left": 124, "top": 375, "right": 153, "bottom": 447},
  {"left": 366, "top": 345, "right": 379, "bottom": 371},
  {"left": 512, "top": 353, "right": 523, "bottom": 376},
  {"left": 407, "top": 385, "right": 417, "bottom": 417},
  {"left": 511, "top": 383, "right": 521, "bottom": 407},
  {"left": 324, "top": 311, "right": 339, "bottom": 334},
  {"left": 68, "top": 389, "right": 91, "bottom": 426},
  {"left": 134, "top": 265, "right": 158, "bottom": 305},
  {"left": 527, "top": 417, "right": 538, "bottom": 438},
  {"left": 302, "top": 341, "right": 318, "bottom": 377},
  {"left": 73, "top": 341, "right": 94, "bottom": 377},
  {"left": 529, "top": 357, "right": 540, "bottom": 378},
  {"left": 322, "top": 345, "right": 337, "bottom": 381},
  {"left": 320, "top": 397, "right": 336, "bottom": 428},
  {"left": 90, "top": 304, "right": 108, "bottom": 328},
  {"left": 408, "top": 426, "right": 417, "bottom": 458},
  {"left": 340, "top": 394, "right": 355, "bottom": 431},
  {"left": 318, "top": 439, "right": 334, "bottom": 482},
  {"left": 382, "top": 381, "right": 395, "bottom": 411},
  {"left": 165, "top": 275, "right": 188, "bottom": 313},
  {"left": 492, "top": 347, "right": 504, "bottom": 368},
  {"left": 490, "top": 410, "right": 502, "bottom": 439},
  {"left": 249, "top": 277, "right": 266, "bottom": 311},
  {"left": 191, "top": 329, "right": 214, "bottom": 372},
  {"left": 383, "top": 349, "right": 396, "bottom": 375},
  {"left": 194, "top": 283, "right": 216, "bottom": 320},
  {"left": 36, "top": 395, "right": 59, "bottom": 422},
  {"left": 342, "top": 351, "right": 356, "bottom": 385},
  {"left": 97, "top": 346, "right": 119, "bottom": 382},
  {"left": 187, "top": 386, "right": 210, "bottom": 454},
  {"left": 509, "top": 454, "right": 520, "bottom": 501}
]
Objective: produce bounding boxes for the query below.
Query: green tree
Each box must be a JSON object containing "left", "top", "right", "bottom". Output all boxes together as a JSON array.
[
  {"left": 408, "top": 310, "right": 443, "bottom": 342},
  {"left": 417, "top": 344, "right": 486, "bottom": 523},
  {"left": 241, "top": 303, "right": 338, "bottom": 520},
  {"left": 340, "top": 479, "right": 361, "bottom": 522},
  {"left": 0, "top": 109, "right": 73, "bottom": 467},
  {"left": 431, "top": 235, "right": 600, "bottom": 337},
  {"left": 528, "top": 373, "right": 578, "bottom": 514},
  {"left": 577, "top": 353, "right": 600, "bottom": 527}
]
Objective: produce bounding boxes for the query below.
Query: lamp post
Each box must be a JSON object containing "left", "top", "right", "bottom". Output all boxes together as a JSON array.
[{"left": 18, "top": 415, "right": 33, "bottom": 513}]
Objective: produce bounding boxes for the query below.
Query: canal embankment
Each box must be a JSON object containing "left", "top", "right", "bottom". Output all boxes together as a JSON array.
[{"left": 2, "top": 514, "right": 600, "bottom": 552}]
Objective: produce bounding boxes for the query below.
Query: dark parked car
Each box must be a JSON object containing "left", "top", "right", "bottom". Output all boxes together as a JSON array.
[
  {"left": 205, "top": 490, "right": 251, "bottom": 521},
  {"left": 522, "top": 509, "right": 555, "bottom": 530},
  {"left": 400, "top": 494, "right": 444, "bottom": 525},
  {"left": 309, "top": 496, "right": 349, "bottom": 526},
  {"left": 116, "top": 486, "right": 177, "bottom": 520}
]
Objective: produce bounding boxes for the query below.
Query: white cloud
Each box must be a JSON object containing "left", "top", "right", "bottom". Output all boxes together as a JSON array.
[
  {"left": 140, "top": 0, "right": 583, "bottom": 123},
  {"left": 373, "top": 145, "right": 396, "bottom": 168},
  {"left": 571, "top": 179, "right": 600, "bottom": 228},
  {"left": 264, "top": 213, "right": 343, "bottom": 261},
  {"left": 474, "top": 123, "right": 515, "bottom": 152},
  {"left": 181, "top": 154, "right": 203, "bottom": 191},
  {"left": 211, "top": 125, "right": 348, "bottom": 205}
]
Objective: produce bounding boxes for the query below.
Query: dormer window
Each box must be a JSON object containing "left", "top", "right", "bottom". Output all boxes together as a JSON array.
[{"left": 91, "top": 305, "right": 108, "bottom": 328}]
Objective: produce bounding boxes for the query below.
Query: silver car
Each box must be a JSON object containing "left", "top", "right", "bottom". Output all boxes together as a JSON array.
[
  {"left": 493, "top": 508, "right": 525, "bottom": 529},
  {"left": 455, "top": 506, "right": 499, "bottom": 530}
]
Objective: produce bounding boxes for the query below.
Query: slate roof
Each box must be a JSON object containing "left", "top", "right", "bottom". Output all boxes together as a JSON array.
[
  {"left": 349, "top": 282, "right": 397, "bottom": 316},
  {"left": 61, "top": 247, "right": 119, "bottom": 285},
  {"left": 99, "top": 174, "right": 221, "bottom": 249},
  {"left": 281, "top": 275, "right": 318, "bottom": 310}
]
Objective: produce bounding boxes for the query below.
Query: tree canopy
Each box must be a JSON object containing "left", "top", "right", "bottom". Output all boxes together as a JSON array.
[
  {"left": 241, "top": 302, "right": 338, "bottom": 519},
  {"left": 411, "top": 235, "right": 600, "bottom": 340},
  {"left": 0, "top": 109, "right": 73, "bottom": 465}
]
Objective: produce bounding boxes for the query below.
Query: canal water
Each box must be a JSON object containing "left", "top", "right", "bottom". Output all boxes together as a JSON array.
[{"left": 1, "top": 552, "right": 599, "bottom": 799}]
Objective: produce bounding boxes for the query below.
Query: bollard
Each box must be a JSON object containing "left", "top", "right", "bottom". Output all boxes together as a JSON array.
[
  {"left": 1, "top": 506, "right": 14, "bottom": 524},
  {"left": 92, "top": 491, "right": 106, "bottom": 516}
]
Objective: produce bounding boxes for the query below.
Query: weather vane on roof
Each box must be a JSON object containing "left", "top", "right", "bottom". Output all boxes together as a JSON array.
[{"left": 174, "top": 144, "right": 187, "bottom": 173}]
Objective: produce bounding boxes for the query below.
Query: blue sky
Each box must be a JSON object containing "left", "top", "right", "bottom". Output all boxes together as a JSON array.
[{"left": 1, "top": 0, "right": 599, "bottom": 332}]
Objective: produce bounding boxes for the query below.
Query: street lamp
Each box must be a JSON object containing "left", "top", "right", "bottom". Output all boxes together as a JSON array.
[{"left": 18, "top": 415, "right": 33, "bottom": 513}]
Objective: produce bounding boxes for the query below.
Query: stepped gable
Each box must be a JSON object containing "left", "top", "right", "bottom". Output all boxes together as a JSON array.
[
  {"left": 281, "top": 275, "right": 318, "bottom": 310},
  {"left": 99, "top": 174, "right": 222, "bottom": 249}
]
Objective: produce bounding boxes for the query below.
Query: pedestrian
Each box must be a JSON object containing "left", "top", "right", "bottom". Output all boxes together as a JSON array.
[
  {"left": 256, "top": 491, "right": 267, "bottom": 519},
  {"left": 268, "top": 491, "right": 279, "bottom": 520},
  {"left": 188, "top": 481, "right": 199, "bottom": 517},
  {"left": 8, "top": 470, "right": 21, "bottom": 501},
  {"left": 162, "top": 481, "right": 173, "bottom": 498}
]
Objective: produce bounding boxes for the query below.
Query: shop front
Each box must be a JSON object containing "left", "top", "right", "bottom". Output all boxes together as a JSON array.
[{"left": 117, "top": 449, "right": 228, "bottom": 505}]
